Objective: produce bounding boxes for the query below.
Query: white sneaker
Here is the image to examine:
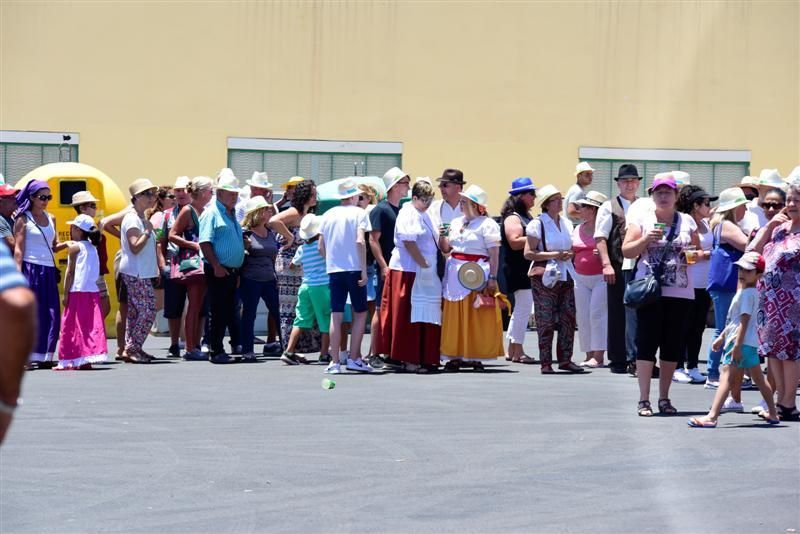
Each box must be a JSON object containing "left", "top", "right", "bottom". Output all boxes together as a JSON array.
[
  {"left": 721, "top": 396, "right": 744, "bottom": 413},
  {"left": 751, "top": 398, "right": 769, "bottom": 414},
  {"left": 704, "top": 379, "right": 719, "bottom": 390},
  {"left": 687, "top": 368, "right": 705, "bottom": 384},
  {"left": 325, "top": 362, "right": 341, "bottom": 374},
  {"left": 346, "top": 359, "right": 374, "bottom": 373},
  {"left": 672, "top": 369, "right": 692, "bottom": 383}
]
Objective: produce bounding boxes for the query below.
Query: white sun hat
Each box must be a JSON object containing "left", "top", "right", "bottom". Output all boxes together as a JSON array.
[
  {"left": 337, "top": 178, "right": 361, "bottom": 200},
  {"left": 174, "top": 176, "right": 191, "bottom": 189},
  {"left": 786, "top": 165, "right": 800, "bottom": 186},
  {"left": 382, "top": 167, "right": 409, "bottom": 191},
  {"left": 244, "top": 195, "right": 270, "bottom": 215},
  {"left": 715, "top": 187, "right": 749, "bottom": 212},
  {"left": 216, "top": 171, "right": 241, "bottom": 193},
  {"left": 299, "top": 214, "right": 321, "bottom": 240},
  {"left": 458, "top": 184, "right": 489, "bottom": 208},
  {"left": 574, "top": 162, "right": 595, "bottom": 176},
  {"left": 534, "top": 184, "right": 561, "bottom": 207},
  {"left": 758, "top": 169, "right": 785, "bottom": 190},
  {"left": 247, "top": 171, "right": 273, "bottom": 190}
]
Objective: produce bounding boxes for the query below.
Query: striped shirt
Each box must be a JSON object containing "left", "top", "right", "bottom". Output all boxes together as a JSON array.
[
  {"left": 199, "top": 200, "right": 245, "bottom": 268},
  {"left": 0, "top": 242, "right": 27, "bottom": 292},
  {"left": 292, "top": 243, "right": 328, "bottom": 286}
]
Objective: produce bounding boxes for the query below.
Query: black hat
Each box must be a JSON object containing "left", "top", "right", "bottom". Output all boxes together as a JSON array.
[
  {"left": 615, "top": 164, "right": 642, "bottom": 181},
  {"left": 437, "top": 168, "right": 466, "bottom": 185}
]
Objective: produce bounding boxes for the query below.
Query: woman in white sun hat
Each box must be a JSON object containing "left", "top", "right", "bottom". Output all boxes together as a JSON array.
[
  {"left": 704, "top": 187, "right": 750, "bottom": 388},
  {"left": 524, "top": 184, "right": 583, "bottom": 374},
  {"left": 439, "top": 184, "right": 505, "bottom": 371}
]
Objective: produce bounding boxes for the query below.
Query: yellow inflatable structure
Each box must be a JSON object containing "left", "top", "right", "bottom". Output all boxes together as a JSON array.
[{"left": 16, "top": 162, "right": 127, "bottom": 334}]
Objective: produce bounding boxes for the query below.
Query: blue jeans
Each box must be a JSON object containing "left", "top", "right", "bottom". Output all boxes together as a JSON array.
[
  {"left": 240, "top": 277, "right": 280, "bottom": 354},
  {"left": 707, "top": 289, "right": 735, "bottom": 380}
]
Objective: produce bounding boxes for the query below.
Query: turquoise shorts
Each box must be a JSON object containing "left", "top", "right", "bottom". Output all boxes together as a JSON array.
[
  {"left": 721, "top": 343, "right": 759, "bottom": 369},
  {"left": 293, "top": 284, "right": 331, "bottom": 333}
]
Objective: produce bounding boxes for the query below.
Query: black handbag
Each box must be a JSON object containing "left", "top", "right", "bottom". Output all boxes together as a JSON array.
[{"left": 623, "top": 212, "right": 679, "bottom": 310}]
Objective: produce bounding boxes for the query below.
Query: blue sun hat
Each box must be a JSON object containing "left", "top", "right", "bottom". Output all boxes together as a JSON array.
[{"left": 509, "top": 177, "right": 537, "bottom": 195}]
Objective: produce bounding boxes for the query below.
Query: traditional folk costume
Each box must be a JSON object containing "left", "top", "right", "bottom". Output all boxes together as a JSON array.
[
  {"left": 440, "top": 215, "right": 505, "bottom": 361},
  {"left": 378, "top": 203, "right": 442, "bottom": 367}
]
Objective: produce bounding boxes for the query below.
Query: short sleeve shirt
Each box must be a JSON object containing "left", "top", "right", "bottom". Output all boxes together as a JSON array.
[
  {"left": 0, "top": 215, "right": 12, "bottom": 241},
  {"left": 320, "top": 205, "right": 369, "bottom": 273},
  {"left": 369, "top": 200, "right": 400, "bottom": 264},
  {"left": 119, "top": 212, "right": 159, "bottom": 278},
  {"left": 564, "top": 184, "right": 587, "bottom": 224},
  {"left": 633, "top": 211, "right": 697, "bottom": 300},
  {"left": 0, "top": 241, "right": 27, "bottom": 292},
  {"left": 292, "top": 242, "right": 329, "bottom": 286},
  {"left": 198, "top": 200, "right": 245, "bottom": 269},
  {"left": 389, "top": 203, "right": 439, "bottom": 271},
  {"left": 447, "top": 215, "right": 501, "bottom": 255},
  {"left": 722, "top": 287, "right": 759, "bottom": 348}
]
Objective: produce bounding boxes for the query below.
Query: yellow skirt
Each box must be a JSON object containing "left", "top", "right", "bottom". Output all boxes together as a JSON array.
[{"left": 440, "top": 293, "right": 505, "bottom": 361}]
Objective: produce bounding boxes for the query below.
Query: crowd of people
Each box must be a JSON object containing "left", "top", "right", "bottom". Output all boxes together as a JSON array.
[{"left": 1, "top": 161, "right": 799, "bottom": 428}]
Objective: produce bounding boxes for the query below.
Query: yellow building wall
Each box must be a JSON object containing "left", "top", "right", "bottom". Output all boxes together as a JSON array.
[{"left": 1, "top": 1, "right": 798, "bottom": 210}]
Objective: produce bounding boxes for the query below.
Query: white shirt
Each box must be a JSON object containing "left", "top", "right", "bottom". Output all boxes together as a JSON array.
[
  {"left": 21, "top": 211, "right": 56, "bottom": 267},
  {"left": 70, "top": 241, "right": 99, "bottom": 293},
  {"left": 739, "top": 201, "right": 766, "bottom": 237},
  {"left": 447, "top": 215, "right": 501, "bottom": 255},
  {"left": 564, "top": 183, "right": 587, "bottom": 224},
  {"left": 594, "top": 196, "right": 634, "bottom": 240},
  {"left": 319, "top": 205, "right": 369, "bottom": 273},
  {"left": 689, "top": 218, "right": 713, "bottom": 289},
  {"left": 389, "top": 203, "right": 438, "bottom": 272},
  {"left": 526, "top": 213, "right": 575, "bottom": 282},
  {"left": 721, "top": 287, "right": 759, "bottom": 349},
  {"left": 119, "top": 212, "right": 158, "bottom": 278},
  {"left": 428, "top": 199, "right": 462, "bottom": 230}
]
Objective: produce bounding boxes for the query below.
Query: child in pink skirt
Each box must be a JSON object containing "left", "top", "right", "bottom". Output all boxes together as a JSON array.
[{"left": 56, "top": 214, "right": 108, "bottom": 370}]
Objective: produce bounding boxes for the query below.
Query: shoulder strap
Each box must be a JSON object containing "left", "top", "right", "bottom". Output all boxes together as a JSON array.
[
  {"left": 537, "top": 216, "right": 547, "bottom": 251},
  {"left": 653, "top": 212, "right": 680, "bottom": 278}
]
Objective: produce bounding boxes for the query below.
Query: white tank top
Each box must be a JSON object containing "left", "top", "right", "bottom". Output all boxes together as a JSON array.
[
  {"left": 22, "top": 211, "right": 56, "bottom": 267},
  {"left": 70, "top": 241, "right": 99, "bottom": 293}
]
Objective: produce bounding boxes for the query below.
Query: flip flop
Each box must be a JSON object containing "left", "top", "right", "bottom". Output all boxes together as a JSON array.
[
  {"left": 687, "top": 417, "right": 717, "bottom": 428},
  {"left": 519, "top": 356, "right": 538, "bottom": 364}
]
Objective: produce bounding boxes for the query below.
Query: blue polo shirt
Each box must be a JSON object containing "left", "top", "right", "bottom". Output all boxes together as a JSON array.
[{"left": 199, "top": 200, "right": 245, "bottom": 269}]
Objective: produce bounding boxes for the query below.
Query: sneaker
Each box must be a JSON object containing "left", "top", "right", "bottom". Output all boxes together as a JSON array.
[
  {"left": 242, "top": 352, "right": 257, "bottom": 362},
  {"left": 704, "top": 378, "right": 719, "bottom": 389},
  {"left": 229, "top": 345, "right": 243, "bottom": 356},
  {"left": 751, "top": 398, "right": 769, "bottom": 414},
  {"left": 721, "top": 396, "right": 744, "bottom": 413},
  {"left": 201, "top": 344, "right": 210, "bottom": 353},
  {"left": 325, "top": 362, "right": 341, "bottom": 374},
  {"left": 280, "top": 352, "right": 300, "bottom": 365},
  {"left": 183, "top": 350, "right": 208, "bottom": 361},
  {"left": 687, "top": 368, "right": 705, "bottom": 384},
  {"left": 673, "top": 368, "right": 692, "bottom": 384},
  {"left": 263, "top": 341, "right": 282, "bottom": 355},
  {"left": 318, "top": 353, "right": 332, "bottom": 364},
  {"left": 168, "top": 344, "right": 181, "bottom": 358},
  {"left": 346, "top": 358, "right": 374, "bottom": 373}
]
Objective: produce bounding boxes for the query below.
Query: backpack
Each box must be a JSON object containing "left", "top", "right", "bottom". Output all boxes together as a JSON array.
[{"left": 608, "top": 196, "right": 628, "bottom": 267}]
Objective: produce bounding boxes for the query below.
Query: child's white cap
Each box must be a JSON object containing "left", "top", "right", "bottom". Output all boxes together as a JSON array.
[
  {"left": 734, "top": 251, "right": 765, "bottom": 272},
  {"left": 66, "top": 214, "right": 96, "bottom": 233}
]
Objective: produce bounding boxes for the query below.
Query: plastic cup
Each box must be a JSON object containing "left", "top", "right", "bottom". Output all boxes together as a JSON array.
[
  {"left": 321, "top": 378, "right": 336, "bottom": 390},
  {"left": 154, "top": 228, "right": 164, "bottom": 241}
]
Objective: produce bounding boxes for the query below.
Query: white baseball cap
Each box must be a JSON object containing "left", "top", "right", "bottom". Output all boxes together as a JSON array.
[{"left": 66, "top": 214, "right": 97, "bottom": 232}]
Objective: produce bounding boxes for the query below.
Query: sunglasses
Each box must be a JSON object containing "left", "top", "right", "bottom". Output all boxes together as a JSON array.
[
  {"left": 397, "top": 180, "right": 411, "bottom": 186},
  {"left": 139, "top": 190, "right": 156, "bottom": 198},
  {"left": 762, "top": 202, "right": 784, "bottom": 210},
  {"left": 35, "top": 194, "right": 53, "bottom": 201},
  {"left": 84, "top": 203, "right": 98, "bottom": 209},
  {"left": 160, "top": 193, "right": 176, "bottom": 199}
]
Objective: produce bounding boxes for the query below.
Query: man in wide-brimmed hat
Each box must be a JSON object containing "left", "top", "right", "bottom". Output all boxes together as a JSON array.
[
  {"left": 429, "top": 168, "right": 466, "bottom": 230},
  {"left": 595, "top": 163, "right": 642, "bottom": 375}
]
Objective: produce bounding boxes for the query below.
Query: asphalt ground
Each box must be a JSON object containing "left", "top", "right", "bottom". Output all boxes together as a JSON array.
[{"left": 1, "top": 330, "right": 798, "bottom": 534}]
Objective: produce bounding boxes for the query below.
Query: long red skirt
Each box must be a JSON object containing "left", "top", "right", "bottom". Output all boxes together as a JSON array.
[{"left": 378, "top": 270, "right": 441, "bottom": 367}]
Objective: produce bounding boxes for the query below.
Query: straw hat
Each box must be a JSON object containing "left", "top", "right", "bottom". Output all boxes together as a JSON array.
[
  {"left": 285, "top": 176, "right": 306, "bottom": 188},
  {"left": 247, "top": 171, "right": 273, "bottom": 190},
  {"left": 244, "top": 195, "right": 270, "bottom": 215},
  {"left": 128, "top": 178, "right": 157, "bottom": 197},
  {"left": 174, "top": 176, "right": 191, "bottom": 189},
  {"left": 715, "top": 187, "right": 749, "bottom": 212},
  {"left": 191, "top": 176, "right": 214, "bottom": 191},
  {"left": 457, "top": 261, "right": 486, "bottom": 291},
  {"left": 785, "top": 165, "right": 800, "bottom": 185},
  {"left": 739, "top": 176, "right": 760, "bottom": 193},
  {"left": 574, "top": 162, "right": 595, "bottom": 176},
  {"left": 299, "top": 214, "right": 321, "bottom": 240},
  {"left": 382, "top": 167, "right": 409, "bottom": 191},
  {"left": 535, "top": 184, "right": 561, "bottom": 207},
  {"left": 216, "top": 172, "right": 241, "bottom": 193},
  {"left": 66, "top": 214, "right": 96, "bottom": 232},
  {"left": 576, "top": 191, "right": 608, "bottom": 208},
  {"left": 758, "top": 169, "right": 785, "bottom": 190},
  {"left": 70, "top": 190, "right": 99, "bottom": 206},
  {"left": 458, "top": 184, "right": 489, "bottom": 208},
  {"left": 337, "top": 178, "right": 361, "bottom": 200}
]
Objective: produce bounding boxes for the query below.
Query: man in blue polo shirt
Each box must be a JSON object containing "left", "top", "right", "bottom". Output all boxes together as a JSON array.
[{"left": 199, "top": 173, "right": 245, "bottom": 364}]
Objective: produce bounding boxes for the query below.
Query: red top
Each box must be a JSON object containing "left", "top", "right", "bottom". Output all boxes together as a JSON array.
[{"left": 572, "top": 224, "right": 602, "bottom": 276}]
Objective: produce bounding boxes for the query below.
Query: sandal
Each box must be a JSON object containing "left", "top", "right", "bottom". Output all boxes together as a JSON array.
[
  {"left": 540, "top": 363, "right": 555, "bottom": 375},
  {"left": 443, "top": 360, "right": 461, "bottom": 372},
  {"left": 519, "top": 355, "right": 538, "bottom": 365},
  {"left": 687, "top": 417, "right": 717, "bottom": 428},
  {"left": 658, "top": 398, "right": 678, "bottom": 416},
  {"left": 637, "top": 400, "right": 653, "bottom": 417},
  {"left": 558, "top": 362, "right": 586, "bottom": 373},
  {"left": 777, "top": 404, "right": 800, "bottom": 421}
]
